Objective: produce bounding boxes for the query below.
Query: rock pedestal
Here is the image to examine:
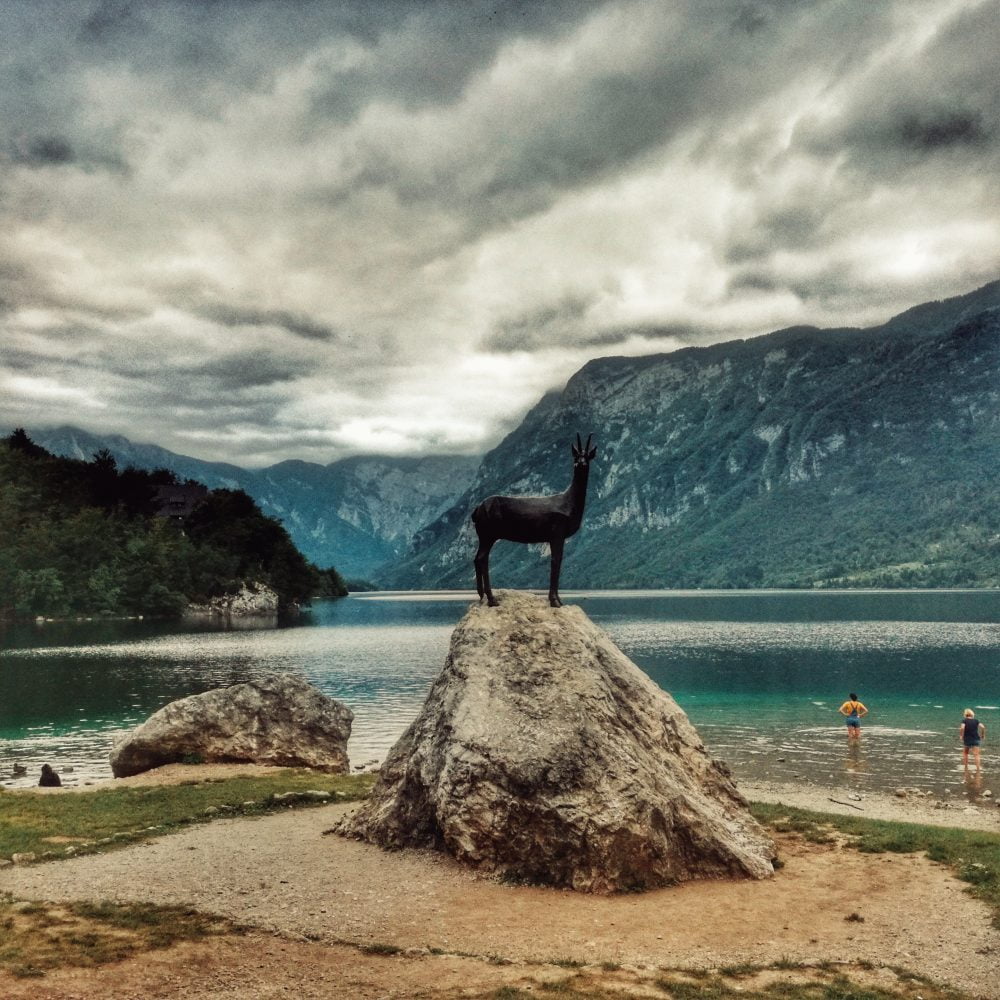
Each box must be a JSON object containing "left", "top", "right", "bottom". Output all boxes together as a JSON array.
[
  {"left": 110, "top": 673, "right": 352, "bottom": 777},
  {"left": 336, "top": 591, "right": 774, "bottom": 892}
]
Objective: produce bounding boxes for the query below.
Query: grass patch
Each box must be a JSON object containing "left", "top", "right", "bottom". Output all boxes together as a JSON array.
[
  {"left": 539, "top": 979, "right": 580, "bottom": 994},
  {"left": 716, "top": 962, "right": 758, "bottom": 977},
  {"left": 481, "top": 964, "right": 973, "bottom": 1000},
  {"left": 0, "top": 770, "right": 375, "bottom": 863},
  {"left": 652, "top": 969, "right": 968, "bottom": 999},
  {"left": 751, "top": 801, "right": 1000, "bottom": 927},
  {"left": 0, "top": 892, "right": 237, "bottom": 978},
  {"left": 359, "top": 941, "right": 402, "bottom": 956}
]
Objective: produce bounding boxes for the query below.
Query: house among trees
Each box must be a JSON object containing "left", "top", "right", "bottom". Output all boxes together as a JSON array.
[{"left": 152, "top": 483, "right": 209, "bottom": 522}]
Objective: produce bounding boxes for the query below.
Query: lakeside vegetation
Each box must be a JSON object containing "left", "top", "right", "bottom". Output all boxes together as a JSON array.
[
  {"left": 0, "top": 430, "right": 348, "bottom": 620},
  {"left": 0, "top": 769, "right": 375, "bottom": 862}
]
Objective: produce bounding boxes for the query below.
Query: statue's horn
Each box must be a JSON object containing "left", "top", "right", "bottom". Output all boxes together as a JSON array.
[
  {"left": 575, "top": 432, "right": 583, "bottom": 450},
  {"left": 585, "top": 433, "right": 593, "bottom": 451}
]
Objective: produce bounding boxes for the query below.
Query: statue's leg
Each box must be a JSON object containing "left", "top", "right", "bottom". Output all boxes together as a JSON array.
[
  {"left": 475, "top": 539, "right": 498, "bottom": 606},
  {"left": 548, "top": 536, "right": 565, "bottom": 608},
  {"left": 474, "top": 540, "right": 486, "bottom": 601}
]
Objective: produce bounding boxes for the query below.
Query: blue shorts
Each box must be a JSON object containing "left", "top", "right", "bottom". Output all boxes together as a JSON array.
[
  {"left": 964, "top": 738, "right": 981, "bottom": 747},
  {"left": 846, "top": 717, "right": 860, "bottom": 728}
]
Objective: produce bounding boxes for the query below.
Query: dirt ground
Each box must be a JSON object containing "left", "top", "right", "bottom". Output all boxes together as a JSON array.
[{"left": 2, "top": 766, "right": 999, "bottom": 999}]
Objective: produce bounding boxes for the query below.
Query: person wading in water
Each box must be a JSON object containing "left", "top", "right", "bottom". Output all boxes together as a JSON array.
[
  {"left": 959, "top": 708, "right": 985, "bottom": 773},
  {"left": 839, "top": 693, "right": 868, "bottom": 740}
]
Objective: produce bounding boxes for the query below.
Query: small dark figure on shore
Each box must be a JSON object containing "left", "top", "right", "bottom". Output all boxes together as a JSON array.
[
  {"left": 38, "top": 763, "right": 61, "bottom": 787},
  {"left": 959, "top": 709, "right": 985, "bottom": 773},
  {"left": 839, "top": 692, "right": 868, "bottom": 740}
]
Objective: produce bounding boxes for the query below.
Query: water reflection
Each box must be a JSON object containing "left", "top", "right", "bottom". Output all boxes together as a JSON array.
[
  {"left": 963, "top": 771, "right": 985, "bottom": 802},
  {"left": 844, "top": 739, "right": 868, "bottom": 778}
]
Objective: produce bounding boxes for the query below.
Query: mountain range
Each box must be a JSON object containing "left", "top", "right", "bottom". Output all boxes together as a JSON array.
[
  {"left": 18, "top": 279, "right": 1000, "bottom": 591},
  {"left": 387, "top": 279, "right": 1000, "bottom": 591}
]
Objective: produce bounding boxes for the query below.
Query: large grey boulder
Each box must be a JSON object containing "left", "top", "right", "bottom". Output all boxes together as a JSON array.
[
  {"left": 336, "top": 590, "right": 774, "bottom": 893},
  {"left": 110, "top": 673, "right": 352, "bottom": 777}
]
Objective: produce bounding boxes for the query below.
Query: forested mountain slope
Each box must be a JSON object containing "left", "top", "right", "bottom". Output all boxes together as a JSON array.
[
  {"left": 18, "top": 427, "right": 477, "bottom": 581},
  {"left": 0, "top": 432, "right": 333, "bottom": 618}
]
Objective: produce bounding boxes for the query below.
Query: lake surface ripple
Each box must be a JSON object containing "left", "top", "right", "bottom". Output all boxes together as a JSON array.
[{"left": 2, "top": 590, "right": 998, "bottom": 803}]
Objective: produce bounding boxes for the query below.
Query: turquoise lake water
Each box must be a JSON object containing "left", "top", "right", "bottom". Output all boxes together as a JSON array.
[{"left": 1, "top": 589, "right": 998, "bottom": 801}]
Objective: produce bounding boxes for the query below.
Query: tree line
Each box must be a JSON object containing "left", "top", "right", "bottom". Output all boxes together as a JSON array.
[{"left": 0, "top": 429, "right": 347, "bottom": 619}]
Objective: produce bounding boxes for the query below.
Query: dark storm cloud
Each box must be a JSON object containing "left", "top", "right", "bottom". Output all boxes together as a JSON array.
[
  {"left": 181, "top": 351, "right": 312, "bottom": 391},
  {"left": 12, "top": 136, "right": 75, "bottom": 167},
  {"left": 91, "top": 346, "right": 312, "bottom": 396},
  {"left": 0, "top": 253, "right": 37, "bottom": 309},
  {"left": 319, "top": 0, "right": 901, "bottom": 249},
  {"left": 78, "top": 0, "right": 148, "bottom": 43},
  {"left": 486, "top": 298, "right": 699, "bottom": 354},
  {"left": 808, "top": 102, "right": 996, "bottom": 165},
  {"left": 305, "top": 0, "right": 607, "bottom": 121},
  {"left": 61, "top": 0, "right": 605, "bottom": 122},
  {"left": 0, "top": 347, "right": 42, "bottom": 371},
  {"left": 796, "top": 2, "right": 1000, "bottom": 169},
  {"left": 486, "top": 297, "right": 593, "bottom": 353},
  {"left": 727, "top": 262, "right": 879, "bottom": 317},
  {"left": 725, "top": 206, "right": 829, "bottom": 266},
  {"left": 2, "top": 323, "right": 308, "bottom": 398},
  {"left": 4, "top": 135, "right": 128, "bottom": 175},
  {"left": 193, "top": 303, "right": 339, "bottom": 342},
  {"left": 898, "top": 111, "right": 989, "bottom": 152}
]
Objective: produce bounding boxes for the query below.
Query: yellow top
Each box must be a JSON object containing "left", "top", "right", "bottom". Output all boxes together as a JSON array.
[{"left": 840, "top": 700, "right": 867, "bottom": 716}]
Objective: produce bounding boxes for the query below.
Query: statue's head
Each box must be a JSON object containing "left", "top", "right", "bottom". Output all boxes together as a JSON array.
[{"left": 572, "top": 433, "right": 597, "bottom": 468}]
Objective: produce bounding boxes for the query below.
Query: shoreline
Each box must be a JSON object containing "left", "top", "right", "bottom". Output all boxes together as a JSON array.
[
  {"left": 741, "top": 776, "right": 1000, "bottom": 831},
  {"left": 11, "top": 761, "right": 1000, "bottom": 832}
]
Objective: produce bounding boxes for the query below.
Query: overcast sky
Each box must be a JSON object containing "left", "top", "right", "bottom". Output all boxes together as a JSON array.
[{"left": 1, "top": 0, "right": 998, "bottom": 467}]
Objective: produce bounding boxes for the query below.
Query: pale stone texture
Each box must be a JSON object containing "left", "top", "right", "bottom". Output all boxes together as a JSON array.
[
  {"left": 337, "top": 591, "right": 774, "bottom": 892},
  {"left": 186, "top": 581, "right": 280, "bottom": 616},
  {"left": 110, "top": 674, "right": 352, "bottom": 778}
]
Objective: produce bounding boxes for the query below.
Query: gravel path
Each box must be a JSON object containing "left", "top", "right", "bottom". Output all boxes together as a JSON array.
[{"left": 2, "top": 794, "right": 999, "bottom": 997}]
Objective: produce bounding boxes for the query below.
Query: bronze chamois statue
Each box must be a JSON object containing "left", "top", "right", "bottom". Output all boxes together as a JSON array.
[{"left": 472, "top": 433, "right": 597, "bottom": 608}]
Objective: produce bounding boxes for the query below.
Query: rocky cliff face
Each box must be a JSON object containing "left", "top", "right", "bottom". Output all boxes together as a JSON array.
[
  {"left": 389, "top": 281, "right": 1000, "bottom": 590},
  {"left": 336, "top": 591, "right": 774, "bottom": 891},
  {"left": 260, "top": 454, "right": 479, "bottom": 577},
  {"left": 21, "top": 427, "right": 477, "bottom": 581},
  {"left": 186, "top": 581, "right": 280, "bottom": 617}
]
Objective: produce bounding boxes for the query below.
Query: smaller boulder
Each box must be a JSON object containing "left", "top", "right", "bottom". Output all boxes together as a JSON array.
[
  {"left": 109, "top": 673, "right": 352, "bottom": 777},
  {"left": 38, "top": 763, "right": 61, "bottom": 787}
]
